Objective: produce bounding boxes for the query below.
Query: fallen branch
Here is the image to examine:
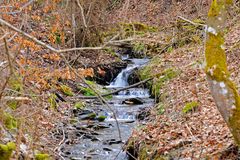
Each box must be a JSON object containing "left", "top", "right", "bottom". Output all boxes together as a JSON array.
[
  {"left": 73, "top": 77, "right": 153, "bottom": 100},
  {"left": 3, "top": 96, "right": 31, "bottom": 101},
  {"left": 177, "top": 16, "right": 206, "bottom": 27}
]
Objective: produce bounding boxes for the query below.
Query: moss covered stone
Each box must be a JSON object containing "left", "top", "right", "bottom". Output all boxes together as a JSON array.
[
  {"left": 35, "top": 153, "right": 50, "bottom": 160},
  {"left": 0, "top": 142, "right": 16, "bottom": 160},
  {"left": 182, "top": 101, "right": 199, "bottom": 113}
]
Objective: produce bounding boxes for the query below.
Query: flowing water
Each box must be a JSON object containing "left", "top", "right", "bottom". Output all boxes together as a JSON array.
[{"left": 59, "top": 57, "right": 154, "bottom": 160}]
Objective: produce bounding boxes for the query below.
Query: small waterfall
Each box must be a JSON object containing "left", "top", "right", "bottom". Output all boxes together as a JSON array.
[{"left": 108, "top": 58, "right": 149, "bottom": 88}]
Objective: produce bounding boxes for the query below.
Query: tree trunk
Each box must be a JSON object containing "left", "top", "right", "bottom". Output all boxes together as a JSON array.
[{"left": 205, "top": 0, "right": 240, "bottom": 146}]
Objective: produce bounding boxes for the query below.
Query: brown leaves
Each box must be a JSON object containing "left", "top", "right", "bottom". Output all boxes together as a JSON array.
[{"left": 42, "top": 53, "right": 61, "bottom": 61}]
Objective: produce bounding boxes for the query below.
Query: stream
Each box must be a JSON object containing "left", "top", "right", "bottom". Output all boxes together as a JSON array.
[{"left": 58, "top": 56, "right": 154, "bottom": 160}]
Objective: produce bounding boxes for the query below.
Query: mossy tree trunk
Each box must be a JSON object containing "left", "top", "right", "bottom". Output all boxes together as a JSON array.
[{"left": 205, "top": 0, "right": 240, "bottom": 146}]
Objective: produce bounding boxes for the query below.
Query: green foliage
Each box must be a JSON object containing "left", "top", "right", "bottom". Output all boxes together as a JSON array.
[
  {"left": 97, "top": 115, "right": 107, "bottom": 122},
  {"left": 167, "top": 46, "right": 173, "bottom": 53},
  {"left": 182, "top": 101, "right": 199, "bottom": 113},
  {"left": 35, "top": 153, "right": 50, "bottom": 160},
  {"left": 104, "top": 48, "right": 118, "bottom": 57},
  {"left": 140, "top": 57, "right": 179, "bottom": 98},
  {"left": 7, "top": 100, "right": 19, "bottom": 110},
  {"left": 77, "top": 81, "right": 112, "bottom": 97},
  {"left": 0, "top": 142, "right": 16, "bottom": 160},
  {"left": 54, "top": 32, "right": 61, "bottom": 44},
  {"left": 133, "top": 42, "right": 145, "bottom": 53},
  {"left": 9, "top": 75, "right": 23, "bottom": 92},
  {"left": 3, "top": 112, "right": 17, "bottom": 130},
  {"left": 48, "top": 94, "right": 57, "bottom": 109},
  {"left": 87, "top": 113, "right": 97, "bottom": 119},
  {"left": 77, "top": 86, "right": 96, "bottom": 96},
  {"left": 60, "top": 85, "right": 74, "bottom": 96},
  {"left": 74, "top": 102, "right": 85, "bottom": 109},
  {"left": 157, "top": 103, "right": 165, "bottom": 115}
]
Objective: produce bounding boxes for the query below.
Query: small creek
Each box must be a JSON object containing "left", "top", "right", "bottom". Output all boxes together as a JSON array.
[{"left": 59, "top": 56, "right": 154, "bottom": 160}]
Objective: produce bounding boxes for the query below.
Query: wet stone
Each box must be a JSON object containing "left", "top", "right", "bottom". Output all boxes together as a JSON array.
[
  {"left": 103, "top": 139, "right": 122, "bottom": 145},
  {"left": 122, "top": 97, "right": 144, "bottom": 105}
]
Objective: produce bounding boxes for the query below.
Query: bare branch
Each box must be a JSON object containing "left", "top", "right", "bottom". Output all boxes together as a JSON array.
[{"left": 76, "top": 0, "right": 88, "bottom": 28}]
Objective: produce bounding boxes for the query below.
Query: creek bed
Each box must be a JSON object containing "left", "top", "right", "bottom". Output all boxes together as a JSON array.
[{"left": 58, "top": 58, "right": 154, "bottom": 160}]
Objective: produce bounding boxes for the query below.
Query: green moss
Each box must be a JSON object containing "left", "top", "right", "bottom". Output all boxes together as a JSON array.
[
  {"left": 157, "top": 103, "right": 165, "bottom": 115},
  {"left": 140, "top": 56, "right": 179, "bottom": 98},
  {"left": 7, "top": 100, "right": 19, "bottom": 110},
  {"left": 60, "top": 85, "right": 74, "bottom": 96},
  {"left": 74, "top": 102, "right": 85, "bottom": 109},
  {"left": 205, "top": 33, "right": 229, "bottom": 81},
  {"left": 0, "top": 142, "right": 16, "bottom": 160},
  {"left": 3, "top": 112, "right": 17, "bottom": 130},
  {"left": 77, "top": 85, "right": 96, "bottom": 96},
  {"left": 139, "top": 147, "right": 149, "bottom": 160},
  {"left": 205, "top": 0, "right": 240, "bottom": 146},
  {"left": 48, "top": 94, "right": 57, "bottom": 109},
  {"left": 70, "top": 118, "right": 78, "bottom": 124},
  {"left": 87, "top": 113, "right": 97, "bottom": 119},
  {"left": 133, "top": 42, "right": 146, "bottom": 54},
  {"left": 9, "top": 75, "right": 23, "bottom": 92},
  {"left": 182, "top": 101, "right": 199, "bottom": 113},
  {"left": 97, "top": 115, "right": 107, "bottom": 122},
  {"left": 77, "top": 81, "right": 112, "bottom": 97},
  {"left": 35, "top": 153, "right": 50, "bottom": 160}
]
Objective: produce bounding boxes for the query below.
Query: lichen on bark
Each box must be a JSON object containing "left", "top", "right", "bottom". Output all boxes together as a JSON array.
[{"left": 205, "top": 0, "right": 240, "bottom": 146}]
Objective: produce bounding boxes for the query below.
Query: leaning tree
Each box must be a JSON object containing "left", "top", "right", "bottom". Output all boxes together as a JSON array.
[{"left": 205, "top": 0, "right": 240, "bottom": 146}]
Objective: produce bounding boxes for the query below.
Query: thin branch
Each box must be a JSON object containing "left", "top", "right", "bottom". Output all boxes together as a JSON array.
[
  {"left": 177, "top": 16, "right": 206, "bottom": 27},
  {"left": 73, "top": 77, "right": 153, "bottom": 100},
  {"left": 3, "top": 96, "right": 31, "bottom": 101},
  {"left": 76, "top": 0, "right": 87, "bottom": 28},
  {"left": 3, "top": 38, "right": 13, "bottom": 74}
]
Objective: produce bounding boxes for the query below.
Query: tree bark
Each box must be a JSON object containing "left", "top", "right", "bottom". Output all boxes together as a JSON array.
[{"left": 205, "top": 0, "right": 240, "bottom": 146}]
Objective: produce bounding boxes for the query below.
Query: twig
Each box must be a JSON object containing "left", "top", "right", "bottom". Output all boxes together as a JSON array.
[
  {"left": 76, "top": 0, "right": 87, "bottom": 28},
  {"left": 3, "top": 38, "right": 13, "bottom": 74},
  {"left": 74, "top": 77, "right": 153, "bottom": 99},
  {"left": 177, "top": 16, "right": 206, "bottom": 27},
  {"left": 3, "top": 96, "right": 31, "bottom": 101}
]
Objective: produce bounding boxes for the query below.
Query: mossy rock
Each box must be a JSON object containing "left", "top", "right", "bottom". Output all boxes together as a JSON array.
[
  {"left": 77, "top": 85, "right": 96, "bottom": 96},
  {"left": 59, "top": 85, "right": 74, "bottom": 96},
  {"left": 77, "top": 80, "right": 112, "bottom": 97},
  {"left": 0, "top": 142, "right": 16, "bottom": 160},
  {"left": 97, "top": 115, "right": 107, "bottom": 122},
  {"left": 182, "top": 101, "right": 199, "bottom": 113},
  {"left": 74, "top": 102, "right": 86, "bottom": 109},
  {"left": 35, "top": 153, "right": 50, "bottom": 160}
]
